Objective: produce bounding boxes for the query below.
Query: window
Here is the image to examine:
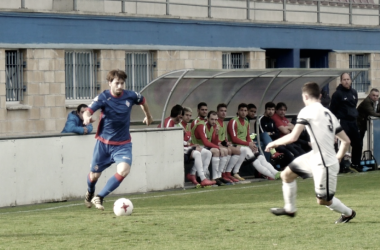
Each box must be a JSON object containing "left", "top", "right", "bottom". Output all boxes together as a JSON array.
[
  {"left": 65, "top": 51, "right": 97, "bottom": 100},
  {"left": 349, "top": 54, "right": 370, "bottom": 93},
  {"left": 222, "top": 52, "right": 244, "bottom": 69},
  {"left": 5, "top": 50, "right": 24, "bottom": 102},
  {"left": 125, "top": 52, "right": 153, "bottom": 92}
]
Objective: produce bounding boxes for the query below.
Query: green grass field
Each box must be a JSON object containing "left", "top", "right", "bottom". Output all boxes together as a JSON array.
[{"left": 0, "top": 171, "right": 379, "bottom": 250}]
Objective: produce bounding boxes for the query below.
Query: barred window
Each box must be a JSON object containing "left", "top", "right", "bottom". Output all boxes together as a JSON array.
[
  {"left": 222, "top": 52, "right": 244, "bottom": 69},
  {"left": 125, "top": 52, "right": 153, "bottom": 92},
  {"left": 349, "top": 54, "right": 370, "bottom": 93},
  {"left": 5, "top": 50, "right": 24, "bottom": 102},
  {"left": 65, "top": 51, "right": 97, "bottom": 100}
]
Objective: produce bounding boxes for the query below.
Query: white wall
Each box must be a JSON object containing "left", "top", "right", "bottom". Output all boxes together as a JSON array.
[{"left": 0, "top": 128, "right": 184, "bottom": 207}]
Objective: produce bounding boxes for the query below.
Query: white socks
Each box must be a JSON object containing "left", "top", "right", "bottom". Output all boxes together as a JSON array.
[
  {"left": 327, "top": 197, "right": 352, "bottom": 216},
  {"left": 283, "top": 181, "right": 297, "bottom": 213},
  {"left": 218, "top": 156, "right": 228, "bottom": 178},
  {"left": 257, "top": 155, "right": 278, "bottom": 176},
  {"left": 201, "top": 149, "right": 212, "bottom": 174},
  {"left": 232, "top": 147, "right": 249, "bottom": 174},
  {"left": 223, "top": 155, "right": 231, "bottom": 173},
  {"left": 191, "top": 151, "right": 205, "bottom": 181},
  {"left": 226, "top": 155, "right": 239, "bottom": 172},
  {"left": 211, "top": 157, "right": 220, "bottom": 180}
]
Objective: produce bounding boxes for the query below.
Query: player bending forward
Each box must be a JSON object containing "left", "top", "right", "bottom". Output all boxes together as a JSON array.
[
  {"left": 83, "top": 69, "right": 153, "bottom": 211},
  {"left": 266, "top": 82, "right": 356, "bottom": 223}
]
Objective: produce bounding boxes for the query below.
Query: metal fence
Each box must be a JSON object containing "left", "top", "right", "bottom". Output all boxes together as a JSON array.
[
  {"left": 12, "top": 0, "right": 380, "bottom": 26},
  {"left": 64, "top": 51, "right": 98, "bottom": 100},
  {"left": 5, "top": 51, "right": 24, "bottom": 102},
  {"left": 125, "top": 52, "right": 152, "bottom": 92},
  {"left": 350, "top": 54, "right": 370, "bottom": 93}
]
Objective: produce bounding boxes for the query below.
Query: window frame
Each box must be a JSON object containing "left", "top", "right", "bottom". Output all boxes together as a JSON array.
[
  {"left": 5, "top": 50, "right": 24, "bottom": 102},
  {"left": 222, "top": 52, "right": 244, "bottom": 69},
  {"left": 349, "top": 54, "right": 370, "bottom": 93},
  {"left": 64, "top": 50, "right": 97, "bottom": 100},
  {"left": 125, "top": 51, "right": 153, "bottom": 93}
]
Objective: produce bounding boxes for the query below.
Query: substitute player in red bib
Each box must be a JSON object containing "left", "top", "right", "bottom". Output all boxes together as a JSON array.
[
  {"left": 83, "top": 69, "right": 153, "bottom": 211},
  {"left": 266, "top": 82, "right": 356, "bottom": 223}
]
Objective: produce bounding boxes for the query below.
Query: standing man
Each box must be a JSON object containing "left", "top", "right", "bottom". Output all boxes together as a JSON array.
[
  {"left": 330, "top": 73, "right": 362, "bottom": 171},
  {"left": 357, "top": 88, "right": 380, "bottom": 140},
  {"left": 61, "top": 104, "right": 93, "bottom": 135},
  {"left": 83, "top": 69, "right": 153, "bottom": 211},
  {"left": 266, "top": 82, "right": 356, "bottom": 224}
]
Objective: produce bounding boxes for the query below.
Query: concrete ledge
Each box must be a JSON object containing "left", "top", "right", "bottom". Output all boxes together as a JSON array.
[{"left": 6, "top": 103, "right": 32, "bottom": 110}]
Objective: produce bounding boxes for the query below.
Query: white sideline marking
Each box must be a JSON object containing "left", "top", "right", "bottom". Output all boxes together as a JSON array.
[
  {"left": 0, "top": 182, "right": 278, "bottom": 215},
  {"left": 0, "top": 173, "right": 367, "bottom": 215}
]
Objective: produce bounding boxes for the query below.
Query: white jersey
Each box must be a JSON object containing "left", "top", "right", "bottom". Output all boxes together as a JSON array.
[{"left": 296, "top": 102, "right": 342, "bottom": 167}]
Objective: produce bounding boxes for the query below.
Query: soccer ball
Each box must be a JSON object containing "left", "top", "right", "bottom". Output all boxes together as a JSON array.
[{"left": 113, "top": 198, "right": 133, "bottom": 216}]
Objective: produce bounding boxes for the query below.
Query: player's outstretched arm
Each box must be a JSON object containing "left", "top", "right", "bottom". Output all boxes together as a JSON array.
[
  {"left": 265, "top": 124, "right": 304, "bottom": 151},
  {"left": 141, "top": 101, "right": 153, "bottom": 125},
  {"left": 336, "top": 130, "right": 351, "bottom": 162},
  {"left": 83, "top": 110, "right": 95, "bottom": 125}
]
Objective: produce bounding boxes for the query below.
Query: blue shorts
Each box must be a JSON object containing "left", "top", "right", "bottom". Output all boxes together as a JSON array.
[{"left": 90, "top": 140, "right": 133, "bottom": 173}]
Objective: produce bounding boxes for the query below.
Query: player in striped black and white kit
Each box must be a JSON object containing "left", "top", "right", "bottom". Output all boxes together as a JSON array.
[{"left": 266, "top": 82, "right": 356, "bottom": 224}]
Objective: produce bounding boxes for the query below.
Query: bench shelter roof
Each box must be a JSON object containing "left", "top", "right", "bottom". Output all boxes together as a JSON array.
[{"left": 131, "top": 68, "right": 367, "bottom": 124}]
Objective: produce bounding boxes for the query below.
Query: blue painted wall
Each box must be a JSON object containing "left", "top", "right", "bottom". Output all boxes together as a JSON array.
[{"left": 1, "top": 12, "right": 380, "bottom": 50}]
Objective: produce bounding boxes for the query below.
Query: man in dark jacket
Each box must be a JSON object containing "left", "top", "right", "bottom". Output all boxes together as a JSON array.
[
  {"left": 62, "top": 104, "right": 93, "bottom": 134},
  {"left": 330, "top": 73, "right": 362, "bottom": 171},
  {"left": 357, "top": 88, "right": 380, "bottom": 140}
]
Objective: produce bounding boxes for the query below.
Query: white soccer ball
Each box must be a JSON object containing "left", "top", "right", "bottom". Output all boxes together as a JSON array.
[{"left": 113, "top": 198, "right": 133, "bottom": 216}]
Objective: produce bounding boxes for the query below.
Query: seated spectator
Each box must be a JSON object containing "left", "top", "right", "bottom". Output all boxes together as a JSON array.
[
  {"left": 161, "top": 105, "right": 214, "bottom": 188},
  {"left": 247, "top": 103, "right": 283, "bottom": 163},
  {"left": 216, "top": 103, "right": 241, "bottom": 183},
  {"left": 357, "top": 88, "right": 380, "bottom": 140},
  {"left": 227, "top": 103, "right": 281, "bottom": 180},
  {"left": 191, "top": 108, "right": 228, "bottom": 186},
  {"left": 157, "top": 104, "right": 183, "bottom": 128},
  {"left": 271, "top": 102, "right": 305, "bottom": 157},
  {"left": 256, "top": 102, "right": 295, "bottom": 168},
  {"left": 191, "top": 102, "right": 208, "bottom": 129},
  {"left": 62, "top": 104, "right": 93, "bottom": 135}
]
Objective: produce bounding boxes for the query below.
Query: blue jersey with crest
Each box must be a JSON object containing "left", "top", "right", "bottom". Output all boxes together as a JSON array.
[{"left": 87, "top": 90, "right": 145, "bottom": 145}]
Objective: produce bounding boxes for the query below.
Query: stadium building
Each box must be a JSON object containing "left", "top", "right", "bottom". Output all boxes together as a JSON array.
[{"left": 1, "top": 0, "right": 380, "bottom": 136}]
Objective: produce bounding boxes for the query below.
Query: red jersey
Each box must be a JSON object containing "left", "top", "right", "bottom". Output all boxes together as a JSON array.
[
  {"left": 227, "top": 117, "right": 252, "bottom": 146},
  {"left": 193, "top": 123, "right": 219, "bottom": 149},
  {"left": 157, "top": 117, "right": 175, "bottom": 128},
  {"left": 271, "top": 113, "right": 291, "bottom": 137}
]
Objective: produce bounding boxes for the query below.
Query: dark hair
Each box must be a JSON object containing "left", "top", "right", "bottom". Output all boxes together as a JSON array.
[
  {"left": 170, "top": 104, "right": 183, "bottom": 118},
  {"left": 247, "top": 103, "right": 256, "bottom": 110},
  {"left": 370, "top": 88, "right": 379, "bottom": 93},
  {"left": 76, "top": 104, "right": 88, "bottom": 113},
  {"left": 198, "top": 102, "right": 207, "bottom": 110},
  {"left": 275, "top": 102, "right": 287, "bottom": 111},
  {"left": 302, "top": 82, "right": 320, "bottom": 99},
  {"left": 238, "top": 103, "right": 248, "bottom": 110},
  {"left": 265, "top": 102, "right": 276, "bottom": 109},
  {"left": 107, "top": 69, "right": 127, "bottom": 82},
  {"left": 217, "top": 103, "right": 227, "bottom": 111},
  {"left": 207, "top": 111, "right": 218, "bottom": 118},
  {"left": 340, "top": 72, "right": 351, "bottom": 81}
]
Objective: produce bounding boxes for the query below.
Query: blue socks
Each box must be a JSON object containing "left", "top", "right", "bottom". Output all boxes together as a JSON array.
[
  {"left": 98, "top": 173, "right": 125, "bottom": 198},
  {"left": 87, "top": 173, "right": 97, "bottom": 193}
]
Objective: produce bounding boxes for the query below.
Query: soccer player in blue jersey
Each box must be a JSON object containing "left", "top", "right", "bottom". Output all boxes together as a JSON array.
[{"left": 83, "top": 69, "right": 153, "bottom": 210}]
